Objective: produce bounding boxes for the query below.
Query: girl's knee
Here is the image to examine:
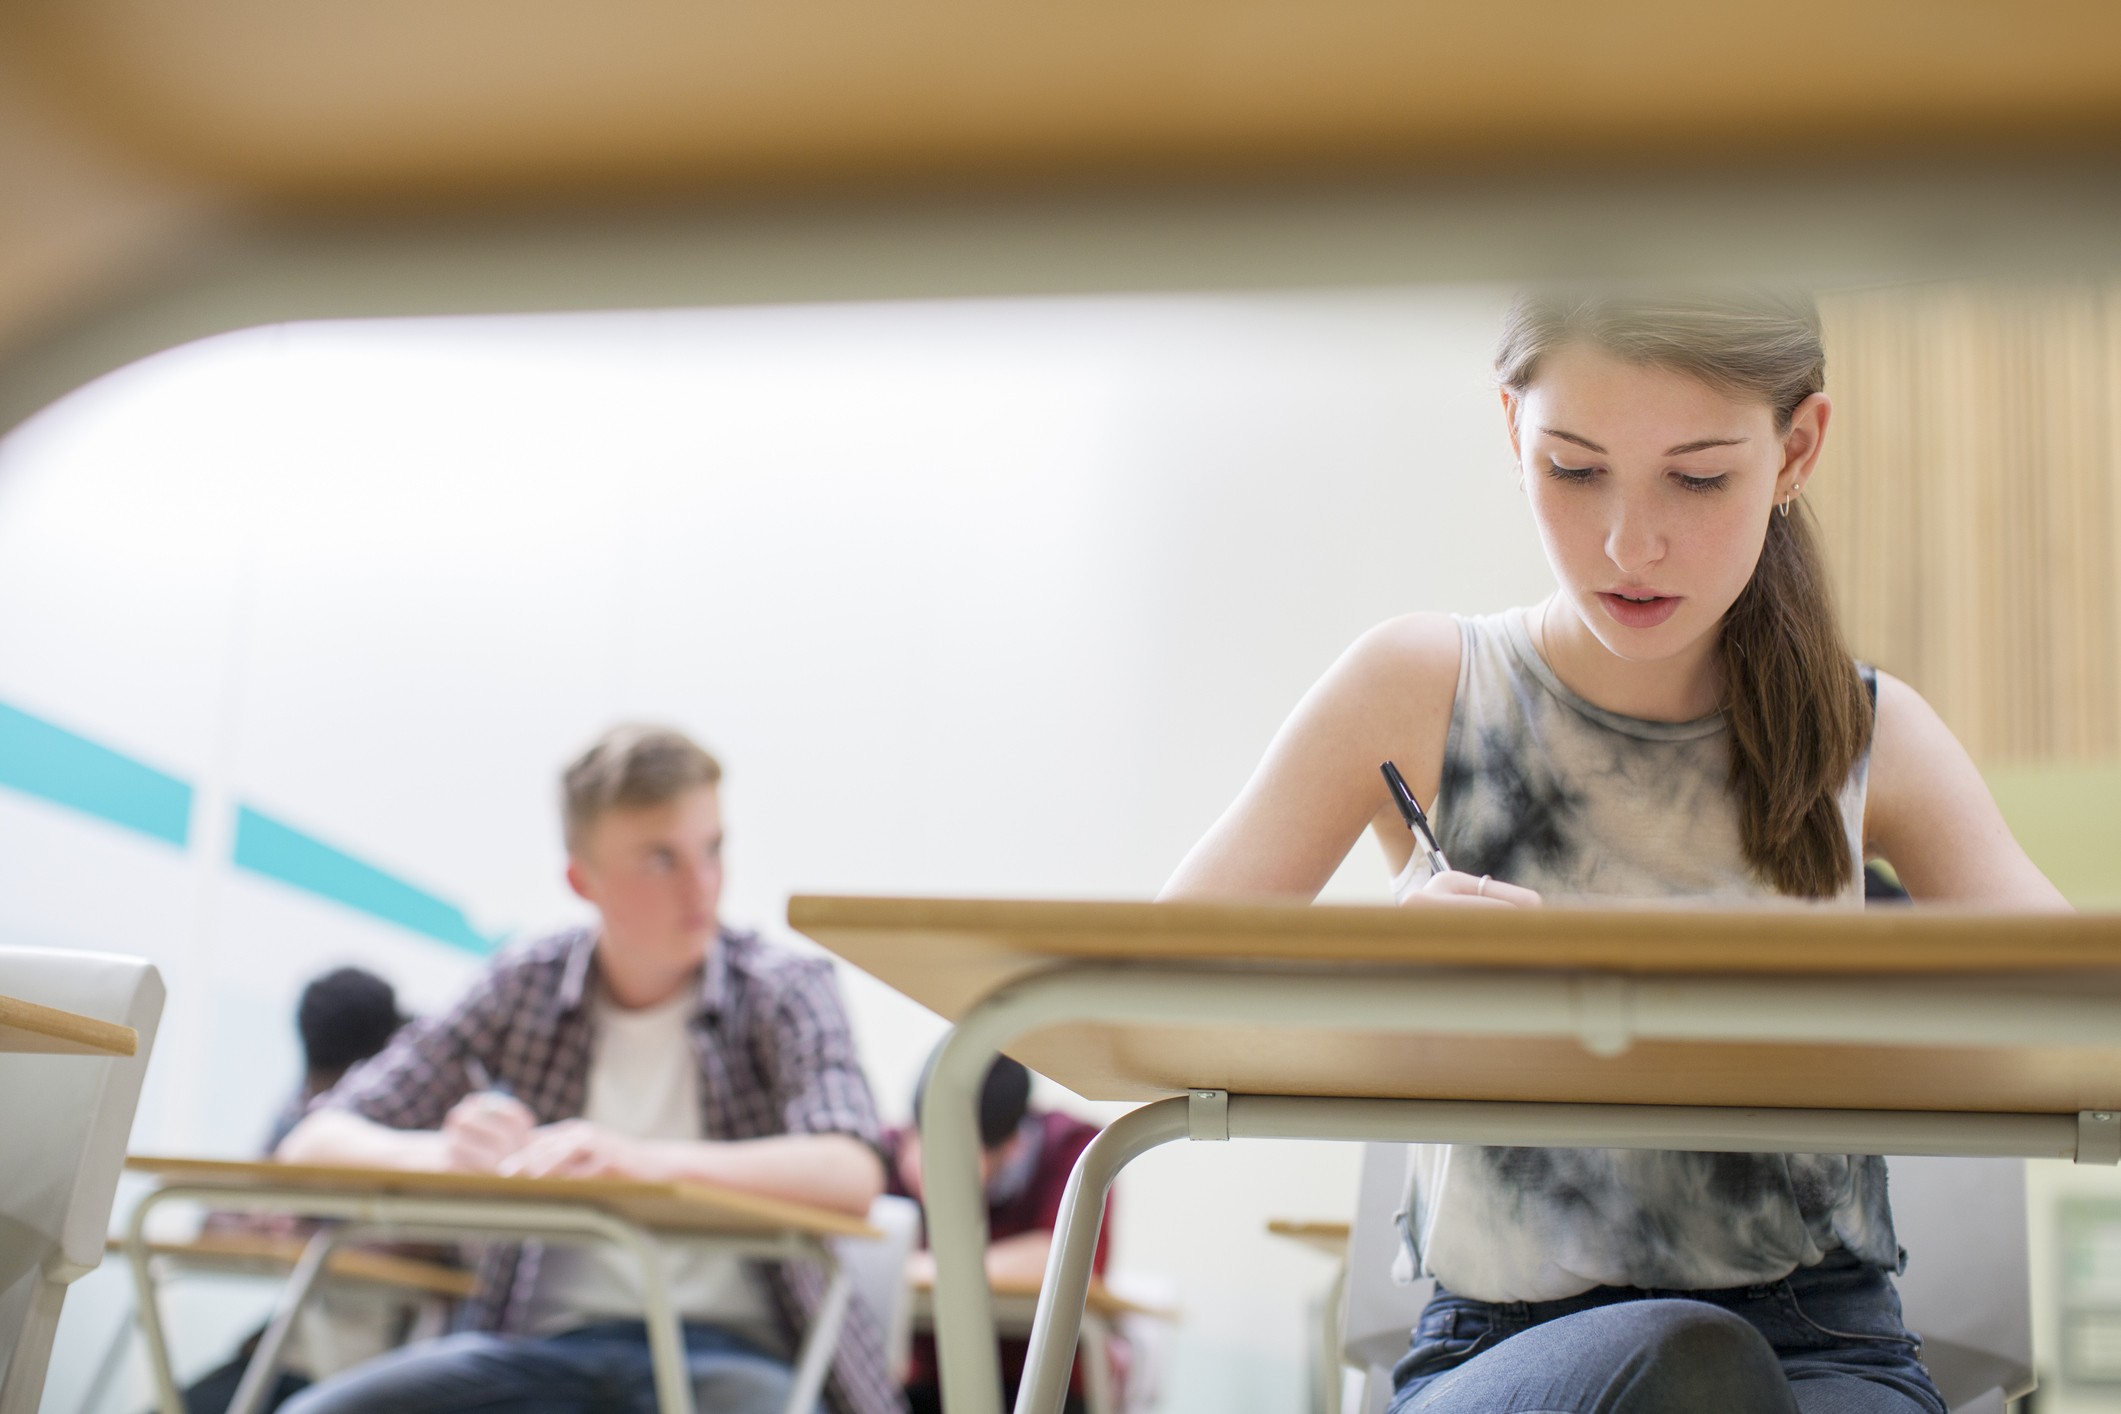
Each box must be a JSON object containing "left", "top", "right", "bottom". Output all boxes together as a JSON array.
[{"left": 1619, "top": 1301, "right": 1789, "bottom": 1414}]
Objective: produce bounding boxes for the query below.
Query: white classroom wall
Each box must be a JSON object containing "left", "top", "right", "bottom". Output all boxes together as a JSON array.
[{"left": 0, "top": 284, "right": 1556, "bottom": 1412}]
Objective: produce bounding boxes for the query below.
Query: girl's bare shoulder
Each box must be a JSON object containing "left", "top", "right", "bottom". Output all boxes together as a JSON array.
[
  {"left": 1330, "top": 611, "right": 1464, "bottom": 715},
  {"left": 1298, "top": 612, "right": 1466, "bottom": 783}
]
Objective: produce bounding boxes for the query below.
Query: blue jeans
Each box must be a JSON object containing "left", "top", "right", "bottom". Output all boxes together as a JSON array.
[
  {"left": 1387, "top": 1251, "right": 1947, "bottom": 1414},
  {"left": 276, "top": 1321, "right": 801, "bottom": 1414}
]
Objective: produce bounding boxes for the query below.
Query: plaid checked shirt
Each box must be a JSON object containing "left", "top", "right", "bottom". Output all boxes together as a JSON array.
[{"left": 321, "top": 925, "right": 903, "bottom": 1414}]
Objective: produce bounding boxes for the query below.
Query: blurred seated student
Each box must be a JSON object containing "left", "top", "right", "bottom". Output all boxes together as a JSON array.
[
  {"left": 884, "top": 1051, "right": 1117, "bottom": 1414},
  {"left": 273, "top": 725, "right": 898, "bottom": 1414},
  {"left": 172, "top": 966, "right": 409, "bottom": 1414},
  {"left": 269, "top": 967, "right": 409, "bottom": 1149},
  {"left": 1864, "top": 859, "right": 1912, "bottom": 904}
]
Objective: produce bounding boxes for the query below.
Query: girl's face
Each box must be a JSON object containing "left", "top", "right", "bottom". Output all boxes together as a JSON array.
[{"left": 1503, "top": 340, "right": 1828, "bottom": 669}]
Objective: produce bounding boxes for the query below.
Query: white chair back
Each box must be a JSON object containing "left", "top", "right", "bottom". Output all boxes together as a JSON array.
[
  {"left": 0, "top": 946, "right": 164, "bottom": 1414},
  {"left": 1338, "top": 1144, "right": 1429, "bottom": 1414},
  {"left": 1887, "top": 1155, "right": 2033, "bottom": 1412},
  {"left": 838, "top": 1193, "right": 923, "bottom": 1378},
  {"left": 1102, "top": 1269, "right": 1180, "bottom": 1414}
]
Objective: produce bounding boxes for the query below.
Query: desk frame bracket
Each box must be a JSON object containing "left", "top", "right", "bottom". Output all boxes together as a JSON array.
[
  {"left": 1188, "top": 1089, "right": 1229, "bottom": 1140},
  {"left": 2079, "top": 1110, "right": 2121, "bottom": 1165}
]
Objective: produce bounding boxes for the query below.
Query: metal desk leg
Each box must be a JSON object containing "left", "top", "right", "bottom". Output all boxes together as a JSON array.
[
  {"left": 227, "top": 1226, "right": 344, "bottom": 1414},
  {"left": 924, "top": 1023, "right": 1014, "bottom": 1414},
  {"left": 782, "top": 1248, "right": 851, "bottom": 1414},
  {"left": 1016, "top": 1101, "right": 1187, "bottom": 1414},
  {"left": 603, "top": 1218, "right": 699, "bottom": 1414},
  {"left": 121, "top": 1188, "right": 189, "bottom": 1414}
]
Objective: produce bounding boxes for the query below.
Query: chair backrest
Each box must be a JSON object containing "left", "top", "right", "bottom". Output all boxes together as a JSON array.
[
  {"left": 1339, "top": 1144, "right": 1430, "bottom": 1414},
  {"left": 838, "top": 1193, "right": 923, "bottom": 1377},
  {"left": 1886, "top": 1155, "right": 2033, "bottom": 1410},
  {"left": 1102, "top": 1268, "right": 1181, "bottom": 1414},
  {"left": 0, "top": 946, "right": 164, "bottom": 1411}
]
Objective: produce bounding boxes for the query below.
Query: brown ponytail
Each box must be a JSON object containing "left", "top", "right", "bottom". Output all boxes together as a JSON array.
[
  {"left": 1720, "top": 503, "right": 1873, "bottom": 896},
  {"left": 1497, "top": 288, "right": 1872, "bottom": 897}
]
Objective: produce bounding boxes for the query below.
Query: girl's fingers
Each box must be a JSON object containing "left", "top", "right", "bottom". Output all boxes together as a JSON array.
[{"left": 1410, "top": 869, "right": 1544, "bottom": 908}]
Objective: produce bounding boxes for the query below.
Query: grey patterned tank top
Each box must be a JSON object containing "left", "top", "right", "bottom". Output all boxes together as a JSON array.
[{"left": 1389, "top": 607, "right": 1897, "bottom": 1302}]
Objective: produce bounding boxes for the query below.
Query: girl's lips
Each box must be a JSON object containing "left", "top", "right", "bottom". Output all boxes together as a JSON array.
[{"left": 1597, "top": 591, "right": 1682, "bottom": 628}]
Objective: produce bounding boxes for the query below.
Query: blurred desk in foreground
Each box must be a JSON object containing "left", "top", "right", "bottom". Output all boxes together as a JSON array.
[
  {"left": 1267, "top": 1220, "right": 1356, "bottom": 1414},
  {"left": 1266, "top": 1220, "right": 1351, "bottom": 1259},
  {"left": 82, "top": 1231, "right": 475, "bottom": 1414},
  {"left": 791, "top": 895, "right": 2121, "bottom": 1414},
  {"left": 908, "top": 1270, "right": 1172, "bottom": 1414},
  {"left": 122, "top": 1155, "right": 877, "bottom": 1414},
  {"left": 110, "top": 1229, "right": 476, "bottom": 1298}
]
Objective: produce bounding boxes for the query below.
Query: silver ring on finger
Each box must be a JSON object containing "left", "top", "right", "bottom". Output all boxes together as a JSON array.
[{"left": 1476, "top": 874, "right": 1491, "bottom": 898}]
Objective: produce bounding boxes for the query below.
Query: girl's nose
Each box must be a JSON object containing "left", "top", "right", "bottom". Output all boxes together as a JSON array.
[{"left": 1605, "top": 503, "right": 1665, "bottom": 574}]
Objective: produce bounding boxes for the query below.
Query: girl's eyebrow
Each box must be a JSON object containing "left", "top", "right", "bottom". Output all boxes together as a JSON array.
[
  {"left": 1540, "top": 427, "right": 1750, "bottom": 457},
  {"left": 1539, "top": 426, "right": 1606, "bottom": 453}
]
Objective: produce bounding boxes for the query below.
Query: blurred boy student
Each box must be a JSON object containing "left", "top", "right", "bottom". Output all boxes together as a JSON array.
[
  {"left": 276, "top": 725, "right": 898, "bottom": 1414},
  {"left": 884, "top": 1053, "right": 1115, "bottom": 1414}
]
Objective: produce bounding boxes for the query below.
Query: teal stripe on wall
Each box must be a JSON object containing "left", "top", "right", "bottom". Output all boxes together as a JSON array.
[
  {"left": 233, "top": 806, "right": 497, "bottom": 955},
  {"left": 0, "top": 700, "right": 193, "bottom": 846}
]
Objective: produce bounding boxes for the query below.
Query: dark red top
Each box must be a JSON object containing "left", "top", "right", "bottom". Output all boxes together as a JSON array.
[{"left": 884, "top": 1110, "right": 1113, "bottom": 1392}]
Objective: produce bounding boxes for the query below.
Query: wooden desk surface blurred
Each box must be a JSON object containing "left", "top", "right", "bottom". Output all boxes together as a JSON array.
[
  {"left": 0, "top": 991, "right": 137, "bottom": 1056},
  {"left": 1266, "top": 1219, "right": 1352, "bottom": 1259},
  {"left": 107, "top": 1231, "right": 478, "bottom": 1298},
  {"left": 791, "top": 895, "right": 2121, "bottom": 1112},
  {"left": 125, "top": 1155, "right": 879, "bottom": 1241},
  {"left": 908, "top": 1268, "right": 1171, "bottom": 1323}
]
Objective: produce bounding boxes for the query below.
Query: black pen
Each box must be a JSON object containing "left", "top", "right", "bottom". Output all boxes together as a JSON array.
[{"left": 1380, "top": 761, "right": 1452, "bottom": 876}]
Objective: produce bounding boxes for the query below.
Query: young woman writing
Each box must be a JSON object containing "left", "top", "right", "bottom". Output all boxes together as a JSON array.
[{"left": 1161, "top": 289, "right": 2069, "bottom": 1413}]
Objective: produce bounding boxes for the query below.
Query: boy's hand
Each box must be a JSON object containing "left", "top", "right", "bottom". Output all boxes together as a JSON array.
[
  {"left": 438, "top": 1091, "right": 537, "bottom": 1173},
  {"left": 500, "top": 1119, "right": 657, "bottom": 1181}
]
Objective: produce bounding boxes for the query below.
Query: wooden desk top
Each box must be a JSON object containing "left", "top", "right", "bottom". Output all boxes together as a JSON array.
[
  {"left": 790, "top": 895, "right": 2121, "bottom": 1113},
  {"left": 110, "top": 1231, "right": 479, "bottom": 1298},
  {"left": 126, "top": 1156, "right": 878, "bottom": 1241},
  {"left": 1265, "top": 1219, "right": 1352, "bottom": 1258},
  {"left": 908, "top": 1269, "right": 1170, "bottom": 1322},
  {"left": 0, "top": 992, "right": 137, "bottom": 1057}
]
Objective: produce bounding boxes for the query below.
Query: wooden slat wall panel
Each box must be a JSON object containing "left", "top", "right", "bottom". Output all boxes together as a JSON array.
[{"left": 1814, "top": 281, "right": 2121, "bottom": 765}]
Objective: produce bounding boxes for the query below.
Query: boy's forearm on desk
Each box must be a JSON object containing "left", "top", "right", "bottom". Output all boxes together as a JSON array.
[
  {"left": 641, "top": 1132, "right": 884, "bottom": 1215},
  {"left": 276, "top": 1109, "right": 449, "bottom": 1170},
  {"left": 983, "top": 1231, "right": 1054, "bottom": 1286}
]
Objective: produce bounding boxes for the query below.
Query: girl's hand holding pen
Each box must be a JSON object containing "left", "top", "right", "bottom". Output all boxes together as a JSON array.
[{"left": 1380, "top": 760, "right": 1542, "bottom": 908}]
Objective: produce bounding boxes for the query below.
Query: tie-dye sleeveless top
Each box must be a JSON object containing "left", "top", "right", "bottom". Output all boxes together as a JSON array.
[{"left": 1389, "top": 607, "right": 1897, "bottom": 1302}]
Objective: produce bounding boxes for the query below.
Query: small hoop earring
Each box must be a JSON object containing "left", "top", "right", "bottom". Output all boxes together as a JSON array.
[{"left": 1779, "top": 495, "right": 1793, "bottom": 519}]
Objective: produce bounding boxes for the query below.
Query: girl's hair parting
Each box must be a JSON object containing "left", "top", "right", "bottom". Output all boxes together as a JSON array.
[{"left": 1496, "top": 287, "right": 1872, "bottom": 899}]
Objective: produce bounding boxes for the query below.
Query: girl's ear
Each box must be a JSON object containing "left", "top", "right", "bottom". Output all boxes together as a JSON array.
[
  {"left": 1501, "top": 387, "right": 1524, "bottom": 462},
  {"left": 1777, "top": 391, "right": 1832, "bottom": 501}
]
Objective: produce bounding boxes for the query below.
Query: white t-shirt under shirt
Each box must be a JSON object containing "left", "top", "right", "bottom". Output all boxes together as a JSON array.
[{"left": 524, "top": 979, "right": 784, "bottom": 1352}]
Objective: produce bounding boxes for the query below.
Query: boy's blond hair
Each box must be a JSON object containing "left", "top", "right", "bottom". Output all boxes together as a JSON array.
[{"left": 561, "top": 724, "right": 722, "bottom": 853}]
